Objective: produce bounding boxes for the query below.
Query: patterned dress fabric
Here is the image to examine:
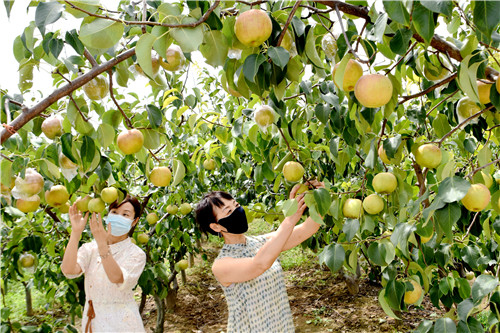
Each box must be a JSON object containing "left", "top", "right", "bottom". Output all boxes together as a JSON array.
[
  {"left": 64, "top": 238, "right": 146, "bottom": 332},
  {"left": 216, "top": 236, "right": 295, "bottom": 333}
]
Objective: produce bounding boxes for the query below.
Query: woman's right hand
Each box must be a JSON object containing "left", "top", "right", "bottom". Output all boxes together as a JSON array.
[{"left": 69, "top": 203, "right": 89, "bottom": 235}]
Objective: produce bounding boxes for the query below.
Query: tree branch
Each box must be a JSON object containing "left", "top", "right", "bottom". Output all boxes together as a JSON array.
[
  {"left": 84, "top": 49, "right": 98, "bottom": 68},
  {"left": 465, "top": 157, "right": 500, "bottom": 179},
  {"left": 438, "top": 105, "right": 494, "bottom": 145},
  {"left": 277, "top": 1, "right": 301, "bottom": 48},
  {"left": 107, "top": 69, "right": 133, "bottom": 129},
  {"left": 399, "top": 74, "right": 457, "bottom": 103},
  {"left": 1, "top": 48, "right": 136, "bottom": 144},
  {"left": 64, "top": 0, "right": 221, "bottom": 28},
  {"left": 312, "top": 1, "right": 499, "bottom": 80}
]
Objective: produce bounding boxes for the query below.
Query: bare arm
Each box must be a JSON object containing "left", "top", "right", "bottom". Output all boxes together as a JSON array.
[
  {"left": 212, "top": 195, "right": 307, "bottom": 287},
  {"left": 280, "top": 217, "right": 321, "bottom": 251},
  {"left": 61, "top": 204, "right": 88, "bottom": 276},
  {"left": 89, "top": 213, "right": 124, "bottom": 284}
]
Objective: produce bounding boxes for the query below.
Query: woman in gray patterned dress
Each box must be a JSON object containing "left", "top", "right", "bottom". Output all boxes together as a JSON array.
[{"left": 195, "top": 180, "right": 324, "bottom": 332}]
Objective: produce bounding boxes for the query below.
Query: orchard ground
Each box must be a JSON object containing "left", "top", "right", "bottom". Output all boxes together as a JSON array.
[{"left": 8, "top": 219, "right": 446, "bottom": 332}]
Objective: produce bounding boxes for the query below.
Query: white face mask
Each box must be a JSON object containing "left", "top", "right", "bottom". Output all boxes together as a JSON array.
[{"left": 105, "top": 213, "right": 134, "bottom": 236}]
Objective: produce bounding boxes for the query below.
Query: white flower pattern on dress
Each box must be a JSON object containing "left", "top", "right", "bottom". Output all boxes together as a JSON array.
[
  {"left": 64, "top": 238, "right": 146, "bottom": 332},
  {"left": 217, "top": 236, "right": 295, "bottom": 333}
]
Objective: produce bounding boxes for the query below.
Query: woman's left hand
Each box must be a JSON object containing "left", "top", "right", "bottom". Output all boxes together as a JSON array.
[
  {"left": 306, "top": 179, "right": 325, "bottom": 189},
  {"left": 89, "top": 212, "right": 111, "bottom": 248}
]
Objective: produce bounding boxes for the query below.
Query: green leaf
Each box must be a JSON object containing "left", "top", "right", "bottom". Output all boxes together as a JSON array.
[
  {"left": 457, "top": 298, "right": 474, "bottom": 321},
  {"left": 367, "top": 241, "right": 389, "bottom": 266},
  {"left": 268, "top": 47, "right": 290, "bottom": 69},
  {"left": 365, "top": 139, "right": 378, "bottom": 169},
  {"left": 171, "top": 159, "right": 186, "bottom": 187},
  {"left": 142, "top": 129, "right": 161, "bottom": 150},
  {"left": 305, "top": 28, "right": 324, "bottom": 69},
  {"left": 79, "top": 19, "right": 124, "bottom": 49},
  {"left": 412, "top": 1, "right": 435, "bottom": 45},
  {"left": 384, "top": 279, "right": 405, "bottom": 310},
  {"left": 200, "top": 30, "right": 229, "bottom": 68},
  {"left": 472, "top": 275, "right": 499, "bottom": 303},
  {"left": 146, "top": 104, "right": 163, "bottom": 129},
  {"left": 461, "top": 245, "right": 481, "bottom": 270},
  {"left": 1, "top": 159, "right": 13, "bottom": 188},
  {"left": 457, "top": 54, "right": 483, "bottom": 104},
  {"left": 390, "top": 29, "right": 413, "bottom": 55},
  {"left": 435, "top": 176, "right": 471, "bottom": 203},
  {"left": 378, "top": 289, "right": 401, "bottom": 319},
  {"left": 343, "top": 218, "right": 359, "bottom": 241},
  {"left": 383, "top": 1, "right": 409, "bottom": 25},
  {"left": 314, "top": 104, "right": 330, "bottom": 126},
  {"left": 151, "top": 26, "right": 172, "bottom": 60},
  {"left": 390, "top": 222, "right": 416, "bottom": 258},
  {"left": 65, "top": 29, "right": 85, "bottom": 55},
  {"left": 80, "top": 135, "right": 95, "bottom": 171},
  {"left": 96, "top": 123, "right": 115, "bottom": 149},
  {"left": 243, "top": 54, "right": 266, "bottom": 83},
  {"left": 282, "top": 199, "right": 298, "bottom": 217},
  {"left": 3, "top": 0, "right": 13, "bottom": 18},
  {"left": 170, "top": 17, "right": 204, "bottom": 53},
  {"left": 420, "top": 0, "right": 453, "bottom": 17},
  {"left": 434, "top": 202, "right": 461, "bottom": 241},
  {"left": 49, "top": 38, "right": 64, "bottom": 59},
  {"left": 371, "top": 13, "right": 388, "bottom": 44},
  {"left": 318, "top": 243, "right": 345, "bottom": 273},
  {"left": 473, "top": 1, "right": 500, "bottom": 39},
  {"left": 136, "top": 33, "right": 158, "bottom": 79},
  {"left": 434, "top": 318, "right": 457, "bottom": 333},
  {"left": 61, "top": 133, "right": 77, "bottom": 163},
  {"left": 433, "top": 114, "right": 452, "bottom": 138},
  {"left": 414, "top": 320, "right": 433, "bottom": 333},
  {"left": 382, "top": 135, "right": 402, "bottom": 159},
  {"left": 35, "top": 2, "right": 64, "bottom": 35}
]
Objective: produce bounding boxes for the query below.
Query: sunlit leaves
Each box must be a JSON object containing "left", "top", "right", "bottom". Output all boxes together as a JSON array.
[
  {"left": 35, "top": 1, "right": 64, "bottom": 36},
  {"left": 79, "top": 18, "right": 124, "bottom": 49}
]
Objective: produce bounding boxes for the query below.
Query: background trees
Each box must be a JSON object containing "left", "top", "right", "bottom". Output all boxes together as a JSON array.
[{"left": 1, "top": 1, "right": 499, "bottom": 332}]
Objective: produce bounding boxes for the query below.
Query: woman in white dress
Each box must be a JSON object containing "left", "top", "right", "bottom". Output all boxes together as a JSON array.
[
  {"left": 195, "top": 180, "right": 324, "bottom": 332},
  {"left": 61, "top": 195, "right": 146, "bottom": 332}
]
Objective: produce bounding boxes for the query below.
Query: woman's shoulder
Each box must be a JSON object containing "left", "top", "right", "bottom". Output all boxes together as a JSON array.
[
  {"left": 246, "top": 234, "right": 268, "bottom": 245},
  {"left": 127, "top": 240, "right": 146, "bottom": 258}
]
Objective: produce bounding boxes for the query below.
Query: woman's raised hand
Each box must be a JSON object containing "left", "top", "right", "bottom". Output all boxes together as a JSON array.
[
  {"left": 289, "top": 179, "right": 325, "bottom": 199},
  {"left": 89, "top": 212, "right": 110, "bottom": 247},
  {"left": 69, "top": 203, "right": 89, "bottom": 235},
  {"left": 306, "top": 179, "right": 325, "bottom": 189}
]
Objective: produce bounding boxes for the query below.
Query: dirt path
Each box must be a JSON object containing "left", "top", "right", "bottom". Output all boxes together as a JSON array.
[{"left": 142, "top": 246, "right": 443, "bottom": 333}]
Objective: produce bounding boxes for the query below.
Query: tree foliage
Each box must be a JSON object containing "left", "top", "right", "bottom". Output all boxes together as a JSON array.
[{"left": 1, "top": 1, "right": 500, "bottom": 332}]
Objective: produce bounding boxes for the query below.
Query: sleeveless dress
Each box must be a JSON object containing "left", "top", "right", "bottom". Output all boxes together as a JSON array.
[
  {"left": 216, "top": 235, "right": 295, "bottom": 333},
  {"left": 64, "top": 238, "right": 146, "bottom": 332}
]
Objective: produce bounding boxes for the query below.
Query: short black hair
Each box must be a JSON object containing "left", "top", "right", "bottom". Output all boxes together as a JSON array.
[{"left": 195, "top": 191, "right": 234, "bottom": 236}]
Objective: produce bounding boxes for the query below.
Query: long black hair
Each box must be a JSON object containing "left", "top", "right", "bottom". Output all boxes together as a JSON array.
[{"left": 195, "top": 191, "right": 234, "bottom": 236}]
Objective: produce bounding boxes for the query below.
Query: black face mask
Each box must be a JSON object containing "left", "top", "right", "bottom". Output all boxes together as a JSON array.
[{"left": 217, "top": 206, "right": 248, "bottom": 234}]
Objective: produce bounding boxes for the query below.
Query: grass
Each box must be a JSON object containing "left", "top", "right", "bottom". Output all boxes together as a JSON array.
[
  {"left": 3, "top": 279, "right": 47, "bottom": 321},
  {"left": 3, "top": 277, "right": 75, "bottom": 331}
]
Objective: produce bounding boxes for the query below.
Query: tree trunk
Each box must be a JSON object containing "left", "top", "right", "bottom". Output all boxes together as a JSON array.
[
  {"left": 139, "top": 291, "right": 147, "bottom": 315},
  {"left": 165, "top": 276, "right": 178, "bottom": 312},
  {"left": 153, "top": 294, "right": 165, "bottom": 333},
  {"left": 188, "top": 253, "right": 194, "bottom": 267},
  {"left": 180, "top": 270, "right": 187, "bottom": 285},
  {"left": 23, "top": 281, "right": 33, "bottom": 317}
]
